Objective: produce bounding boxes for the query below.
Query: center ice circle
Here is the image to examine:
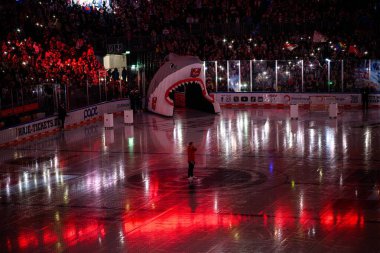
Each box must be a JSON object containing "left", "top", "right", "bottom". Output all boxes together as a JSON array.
[{"left": 127, "top": 168, "right": 267, "bottom": 191}]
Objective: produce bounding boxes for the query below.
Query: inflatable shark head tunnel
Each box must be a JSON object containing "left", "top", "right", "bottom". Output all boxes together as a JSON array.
[{"left": 147, "top": 54, "right": 221, "bottom": 117}]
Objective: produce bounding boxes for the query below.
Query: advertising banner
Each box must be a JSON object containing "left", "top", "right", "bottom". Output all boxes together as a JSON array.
[
  {"left": 370, "top": 60, "right": 380, "bottom": 91},
  {"left": 213, "top": 93, "right": 368, "bottom": 106},
  {"left": 0, "top": 99, "right": 129, "bottom": 145}
]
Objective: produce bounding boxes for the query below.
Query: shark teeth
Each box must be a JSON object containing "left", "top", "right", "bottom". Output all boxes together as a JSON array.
[{"left": 165, "top": 81, "right": 201, "bottom": 100}]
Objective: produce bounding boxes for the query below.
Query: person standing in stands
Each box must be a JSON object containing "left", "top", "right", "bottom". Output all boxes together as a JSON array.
[
  {"left": 361, "top": 84, "right": 370, "bottom": 111},
  {"left": 122, "top": 67, "right": 127, "bottom": 82},
  {"left": 187, "top": 142, "right": 197, "bottom": 181},
  {"left": 107, "top": 68, "right": 112, "bottom": 82},
  {"left": 58, "top": 103, "right": 67, "bottom": 130},
  {"left": 112, "top": 68, "right": 119, "bottom": 81}
]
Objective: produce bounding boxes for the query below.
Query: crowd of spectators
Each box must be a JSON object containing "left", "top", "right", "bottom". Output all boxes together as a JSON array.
[
  {"left": 110, "top": 0, "right": 379, "bottom": 92},
  {"left": 0, "top": 0, "right": 110, "bottom": 110},
  {"left": 1, "top": 0, "right": 379, "bottom": 110},
  {"left": 104, "top": 0, "right": 379, "bottom": 59}
]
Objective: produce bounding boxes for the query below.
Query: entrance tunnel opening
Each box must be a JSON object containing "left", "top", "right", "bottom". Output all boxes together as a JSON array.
[{"left": 168, "top": 81, "right": 214, "bottom": 113}]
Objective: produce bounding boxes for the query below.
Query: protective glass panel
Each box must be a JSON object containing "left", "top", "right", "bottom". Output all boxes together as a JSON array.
[
  {"left": 350, "top": 60, "right": 370, "bottom": 92},
  {"left": 329, "top": 60, "right": 343, "bottom": 92},
  {"left": 303, "top": 59, "right": 327, "bottom": 92},
  {"left": 88, "top": 83, "right": 101, "bottom": 105},
  {"left": 69, "top": 86, "right": 88, "bottom": 110},
  {"left": 216, "top": 61, "right": 228, "bottom": 92},
  {"left": 228, "top": 60, "right": 240, "bottom": 92},
  {"left": 252, "top": 60, "right": 275, "bottom": 91},
  {"left": 240, "top": 60, "right": 251, "bottom": 92},
  {"left": 205, "top": 61, "right": 217, "bottom": 93},
  {"left": 277, "top": 60, "right": 303, "bottom": 92},
  {"left": 99, "top": 78, "right": 107, "bottom": 102}
]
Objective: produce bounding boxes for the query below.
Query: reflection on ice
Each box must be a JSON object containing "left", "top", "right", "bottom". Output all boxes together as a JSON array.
[
  {"left": 105, "top": 129, "right": 115, "bottom": 146},
  {"left": 1, "top": 108, "right": 380, "bottom": 252}
]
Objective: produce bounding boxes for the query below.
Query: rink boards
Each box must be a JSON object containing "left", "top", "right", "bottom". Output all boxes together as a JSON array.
[
  {"left": 2, "top": 93, "right": 380, "bottom": 147},
  {"left": 0, "top": 99, "right": 129, "bottom": 147},
  {"left": 212, "top": 92, "right": 380, "bottom": 108}
]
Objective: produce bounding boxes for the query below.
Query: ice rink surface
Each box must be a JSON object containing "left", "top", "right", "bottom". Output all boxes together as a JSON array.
[{"left": 1, "top": 107, "right": 380, "bottom": 252}]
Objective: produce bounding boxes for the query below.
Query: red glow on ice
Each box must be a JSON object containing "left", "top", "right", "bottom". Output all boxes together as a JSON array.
[
  {"left": 7, "top": 239, "right": 12, "bottom": 251},
  {"left": 149, "top": 177, "right": 159, "bottom": 200},
  {"left": 63, "top": 221, "right": 105, "bottom": 246},
  {"left": 321, "top": 210, "right": 335, "bottom": 227},
  {"left": 123, "top": 211, "right": 243, "bottom": 235},
  {"left": 299, "top": 209, "right": 315, "bottom": 227},
  {"left": 320, "top": 206, "right": 364, "bottom": 229},
  {"left": 263, "top": 213, "right": 268, "bottom": 226},
  {"left": 274, "top": 206, "right": 294, "bottom": 228},
  {"left": 15, "top": 220, "right": 106, "bottom": 250},
  {"left": 43, "top": 229, "right": 58, "bottom": 245},
  {"left": 18, "top": 232, "right": 38, "bottom": 249}
]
